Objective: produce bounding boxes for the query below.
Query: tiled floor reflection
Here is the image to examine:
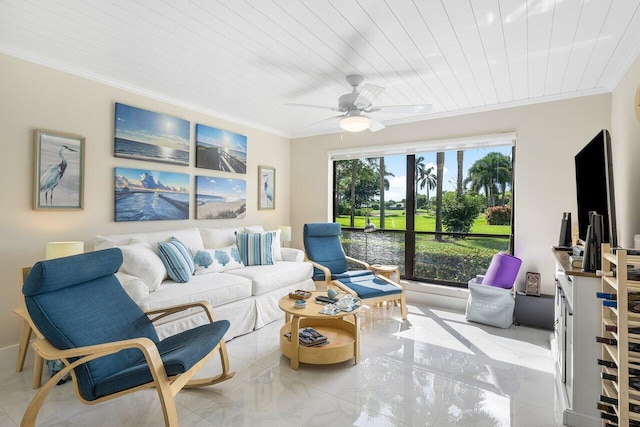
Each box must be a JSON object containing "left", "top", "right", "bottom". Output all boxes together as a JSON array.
[{"left": 0, "top": 303, "right": 566, "bottom": 426}]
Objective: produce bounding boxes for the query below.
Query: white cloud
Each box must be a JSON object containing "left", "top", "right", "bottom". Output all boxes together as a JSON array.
[{"left": 385, "top": 175, "right": 406, "bottom": 202}]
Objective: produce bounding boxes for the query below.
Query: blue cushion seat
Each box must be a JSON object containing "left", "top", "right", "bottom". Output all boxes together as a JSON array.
[
  {"left": 93, "top": 320, "right": 229, "bottom": 398},
  {"left": 22, "top": 248, "right": 230, "bottom": 402},
  {"left": 303, "top": 223, "right": 349, "bottom": 279},
  {"left": 336, "top": 273, "right": 403, "bottom": 299}
]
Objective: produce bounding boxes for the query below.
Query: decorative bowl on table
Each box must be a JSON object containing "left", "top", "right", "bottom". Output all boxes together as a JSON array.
[
  {"left": 294, "top": 299, "right": 307, "bottom": 309},
  {"left": 289, "top": 290, "right": 312, "bottom": 300}
]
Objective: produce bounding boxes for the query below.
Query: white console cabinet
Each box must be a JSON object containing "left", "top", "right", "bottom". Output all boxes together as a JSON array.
[{"left": 552, "top": 249, "right": 600, "bottom": 427}]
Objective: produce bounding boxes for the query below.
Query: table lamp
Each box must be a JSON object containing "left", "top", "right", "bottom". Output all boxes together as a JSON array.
[
  {"left": 45, "top": 241, "right": 85, "bottom": 260},
  {"left": 364, "top": 217, "right": 377, "bottom": 263},
  {"left": 278, "top": 226, "right": 292, "bottom": 247}
]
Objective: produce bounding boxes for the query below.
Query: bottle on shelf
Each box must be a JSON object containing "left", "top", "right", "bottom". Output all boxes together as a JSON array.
[
  {"left": 600, "top": 371, "right": 640, "bottom": 392},
  {"left": 596, "top": 292, "right": 640, "bottom": 312},
  {"left": 603, "top": 324, "right": 640, "bottom": 334},
  {"left": 597, "top": 358, "right": 640, "bottom": 375},
  {"left": 596, "top": 336, "right": 640, "bottom": 352},
  {"left": 599, "top": 394, "right": 640, "bottom": 412}
]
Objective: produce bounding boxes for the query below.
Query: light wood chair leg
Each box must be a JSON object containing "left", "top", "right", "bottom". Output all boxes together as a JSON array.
[
  {"left": 15, "top": 318, "right": 32, "bottom": 372},
  {"left": 32, "top": 354, "right": 44, "bottom": 389}
]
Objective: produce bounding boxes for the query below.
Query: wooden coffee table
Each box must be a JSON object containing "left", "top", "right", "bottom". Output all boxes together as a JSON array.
[{"left": 278, "top": 292, "right": 361, "bottom": 369}]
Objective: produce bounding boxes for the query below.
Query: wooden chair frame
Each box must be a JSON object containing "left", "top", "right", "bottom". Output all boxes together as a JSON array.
[
  {"left": 21, "top": 301, "right": 235, "bottom": 427},
  {"left": 305, "top": 257, "right": 407, "bottom": 320}
]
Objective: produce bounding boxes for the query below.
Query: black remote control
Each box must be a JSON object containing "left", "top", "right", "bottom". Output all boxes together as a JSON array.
[{"left": 315, "top": 295, "right": 338, "bottom": 304}]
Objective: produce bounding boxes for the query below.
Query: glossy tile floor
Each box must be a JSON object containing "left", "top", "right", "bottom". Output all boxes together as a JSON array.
[{"left": 0, "top": 302, "right": 565, "bottom": 426}]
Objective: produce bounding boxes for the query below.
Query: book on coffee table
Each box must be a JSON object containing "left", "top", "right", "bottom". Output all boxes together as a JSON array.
[{"left": 284, "top": 327, "right": 329, "bottom": 347}]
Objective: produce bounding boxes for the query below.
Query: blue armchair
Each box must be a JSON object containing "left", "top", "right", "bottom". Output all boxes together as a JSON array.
[
  {"left": 20, "top": 248, "right": 234, "bottom": 427},
  {"left": 303, "top": 223, "right": 407, "bottom": 319}
]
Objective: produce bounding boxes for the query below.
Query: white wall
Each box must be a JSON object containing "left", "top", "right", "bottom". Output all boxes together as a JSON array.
[
  {"left": 0, "top": 54, "right": 292, "bottom": 349},
  {"left": 611, "top": 54, "right": 640, "bottom": 248},
  {"left": 291, "top": 95, "right": 612, "bottom": 296}
]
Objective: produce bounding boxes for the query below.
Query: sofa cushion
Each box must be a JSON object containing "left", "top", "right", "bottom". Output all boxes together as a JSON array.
[
  {"left": 236, "top": 231, "right": 275, "bottom": 266},
  {"left": 135, "top": 273, "right": 252, "bottom": 311},
  {"left": 118, "top": 241, "right": 167, "bottom": 292},
  {"left": 226, "top": 261, "right": 314, "bottom": 295},
  {"left": 95, "top": 228, "right": 204, "bottom": 254},
  {"left": 157, "top": 238, "right": 195, "bottom": 283},
  {"left": 199, "top": 227, "right": 242, "bottom": 249},
  {"left": 191, "top": 245, "right": 244, "bottom": 275}
]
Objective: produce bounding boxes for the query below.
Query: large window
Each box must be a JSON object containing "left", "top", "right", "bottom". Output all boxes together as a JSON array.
[{"left": 332, "top": 135, "right": 514, "bottom": 287}]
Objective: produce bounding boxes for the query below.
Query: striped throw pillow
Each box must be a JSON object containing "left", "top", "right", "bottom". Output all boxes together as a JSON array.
[
  {"left": 157, "top": 237, "right": 195, "bottom": 283},
  {"left": 235, "top": 231, "right": 275, "bottom": 266}
]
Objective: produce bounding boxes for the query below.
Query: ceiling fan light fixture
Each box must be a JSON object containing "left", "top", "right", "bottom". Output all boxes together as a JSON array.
[{"left": 340, "top": 114, "right": 371, "bottom": 132}]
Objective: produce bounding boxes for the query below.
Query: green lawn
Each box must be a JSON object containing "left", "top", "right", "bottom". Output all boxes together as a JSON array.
[{"left": 336, "top": 211, "right": 510, "bottom": 235}]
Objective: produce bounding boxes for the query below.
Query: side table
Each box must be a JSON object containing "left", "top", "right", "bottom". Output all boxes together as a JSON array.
[
  {"left": 278, "top": 292, "right": 361, "bottom": 369},
  {"left": 370, "top": 264, "right": 400, "bottom": 282}
]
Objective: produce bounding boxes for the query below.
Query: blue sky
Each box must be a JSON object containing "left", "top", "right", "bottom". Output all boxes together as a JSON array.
[
  {"left": 382, "top": 145, "right": 513, "bottom": 201},
  {"left": 115, "top": 103, "right": 190, "bottom": 150},
  {"left": 115, "top": 167, "right": 189, "bottom": 190},
  {"left": 196, "top": 124, "right": 247, "bottom": 158},
  {"left": 196, "top": 176, "right": 246, "bottom": 201}
]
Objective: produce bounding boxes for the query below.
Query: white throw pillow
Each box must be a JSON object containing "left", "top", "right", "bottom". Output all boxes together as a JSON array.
[
  {"left": 94, "top": 235, "right": 131, "bottom": 251},
  {"left": 200, "top": 227, "right": 240, "bottom": 249},
  {"left": 191, "top": 245, "right": 245, "bottom": 275},
  {"left": 115, "top": 271, "right": 149, "bottom": 302},
  {"left": 266, "top": 229, "right": 283, "bottom": 261},
  {"left": 118, "top": 241, "right": 167, "bottom": 292}
]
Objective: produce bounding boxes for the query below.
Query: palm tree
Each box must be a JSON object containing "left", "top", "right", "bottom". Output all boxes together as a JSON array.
[
  {"left": 464, "top": 152, "right": 512, "bottom": 207},
  {"left": 416, "top": 155, "right": 437, "bottom": 202},
  {"left": 435, "top": 152, "right": 445, "bottom": 241},
  {"left": 456, "top": 150, "right": 464, "bottom": 197}
]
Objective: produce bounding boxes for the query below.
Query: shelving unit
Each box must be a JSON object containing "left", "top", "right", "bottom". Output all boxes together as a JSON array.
[
  {"left": 599, "top": 245, "right": 640, "bottom": 427},
  {"left": 552, "top": 248, "right": 601, "bottom": 426}
]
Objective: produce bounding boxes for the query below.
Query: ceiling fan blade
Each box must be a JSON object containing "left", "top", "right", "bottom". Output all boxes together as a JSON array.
[
  {"left": 285, "top": 103, "right": 344, "bottom": 112},
  {"left": 368, "top": 104, "right": 432, "bottom": 114},
  {"left": 354, "top": 83, "right": 385, "bottom": 109},
  {"left": 303, "top": 114, "right": 346, "bottom": 129},
  {"left": 368, "top": 117, "right": 385, "bottom": 132}
]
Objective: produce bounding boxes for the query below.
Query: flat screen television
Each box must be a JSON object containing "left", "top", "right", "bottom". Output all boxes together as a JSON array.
[{"left": 575, "top": 129, "right": 618, "bottom": 249}]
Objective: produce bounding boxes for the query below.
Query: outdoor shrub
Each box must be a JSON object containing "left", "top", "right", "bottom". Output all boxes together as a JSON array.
[
  {"left": 442, "top": 193, "right": 484, "bottom": 233},
  {"left": 486, "top": 205, "right": 511, "bottom": 225}
]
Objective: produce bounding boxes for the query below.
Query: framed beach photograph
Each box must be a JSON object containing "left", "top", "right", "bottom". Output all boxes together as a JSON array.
[
  {"left": 195, "top": 124, "right": 247, "bottom": 173},
  {"left": 258, "top": 165, "right": 275, "bottom": 210},
  {"left": 115, "top": 167, "right": 189, "bottom": 222},
  {"left": 114, "top": 103, "right": 190, "bottom": 166},
  {"left": 195, "top": 176, "right": 246, "bottom": 219},
  {"left": 33, "top": 129, "right": 85, "bottom": 210}
]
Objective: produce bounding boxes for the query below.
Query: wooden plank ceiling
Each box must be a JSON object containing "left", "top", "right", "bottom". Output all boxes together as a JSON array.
[{"left": 1, "top": 0, "right": 639, "bottom": 137}]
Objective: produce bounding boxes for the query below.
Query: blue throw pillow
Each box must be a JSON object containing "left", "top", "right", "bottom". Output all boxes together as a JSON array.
[
  {"left": 157, "top": 237, "right": 195, "bottom": 283},
  {"left": 235, "top": 231, "right": 275, "bottom": 266}
]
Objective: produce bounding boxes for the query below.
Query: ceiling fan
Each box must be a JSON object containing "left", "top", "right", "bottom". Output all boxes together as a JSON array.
[{"left": 286, "top": 74, "right": 432, "bottom": 133}]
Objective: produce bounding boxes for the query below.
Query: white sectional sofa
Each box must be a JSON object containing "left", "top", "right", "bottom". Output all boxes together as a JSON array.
[{"left": 93, "top": 226, "right": 315, "bottom": 341}]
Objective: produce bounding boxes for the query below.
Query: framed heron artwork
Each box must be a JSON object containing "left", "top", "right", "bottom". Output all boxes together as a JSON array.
[
  {"left": 33, "top": 129, "right": 85, "bottom": 210},
  {"left": 258, "top": 165, "right": 275, "bottom": 210}
]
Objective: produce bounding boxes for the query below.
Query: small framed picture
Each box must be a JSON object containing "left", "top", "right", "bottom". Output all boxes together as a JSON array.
[
  {"left": 525, "top": 272, "right": 541, "bottom": 296},
  {"left": 258, "top": 165, "right": 275, "bottom": 210},
  {"left": 33, "top": 129, "right": 85, "bottom": 210}
]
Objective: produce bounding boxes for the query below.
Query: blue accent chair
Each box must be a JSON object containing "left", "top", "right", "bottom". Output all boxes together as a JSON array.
[
  {"left": 303, "top": 223, "right": 407, "bottom": 319},
  {"left": 20, "top": 248, "right": 234, "bottom": 427}
]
